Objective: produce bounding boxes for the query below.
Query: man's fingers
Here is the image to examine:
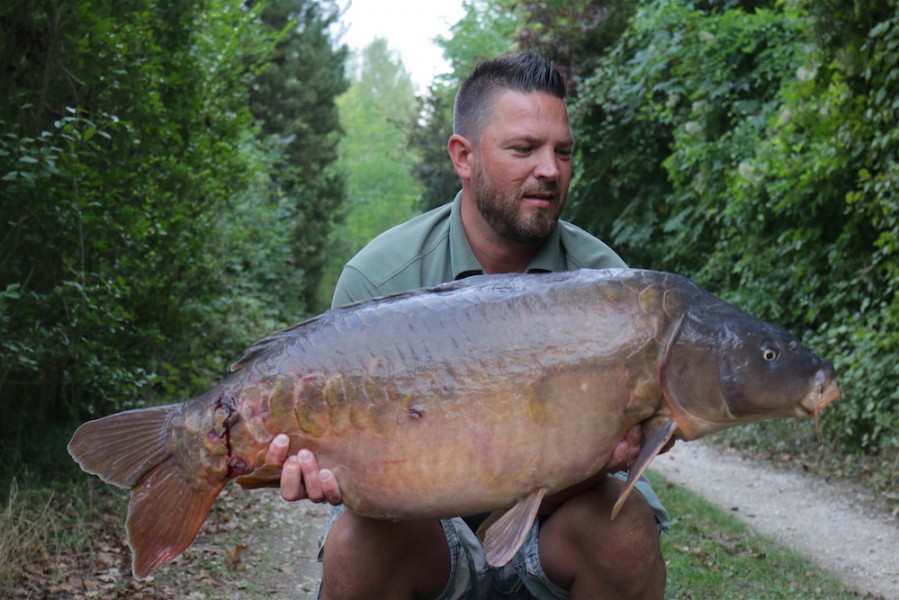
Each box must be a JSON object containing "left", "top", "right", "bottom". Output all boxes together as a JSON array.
[
  {"left": 319, "top": 469, "right": 342, "bottom": 505},
  {"left": 603, "top": 425, "right": 644, "bottom": 473},
  {"left": 298, "top": 449, "right": 325, "bottom": 502},
  {"left": 280, "top": 455, "right": 306, "bottom": 502},
  {"left": 273, "top": 445, "right": 341, "bottom": 504},
  {"left": 626, "top": 424, "right": 642, "bottom": 445},
  {"left": 265, "top": 433, "right": 290, "bottom": 465}
]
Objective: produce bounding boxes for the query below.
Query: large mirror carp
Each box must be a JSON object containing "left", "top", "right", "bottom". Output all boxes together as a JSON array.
[{"left": 68, "top": 268, "right": 840, "bottom": 578}]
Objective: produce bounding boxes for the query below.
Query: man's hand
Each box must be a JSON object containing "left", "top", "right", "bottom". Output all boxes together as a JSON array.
[
  {"left": 265, "top": 434, "right": 342, "bottom": 505},
  {"left": 603, "top": 424, "right": 644, "bottom": 473},
  {"left": 537, "top": 424, "right": 643, "bottom": 515},
  {"left": 603, "top": 423, "right": 677, "bottom": 473}
]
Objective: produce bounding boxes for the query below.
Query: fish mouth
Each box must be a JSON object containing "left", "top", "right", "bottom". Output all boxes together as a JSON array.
[
  {"left": 800, "top": 369, "right": 841, "bottom": 436},
  {"left": 800, "top": 369, "right": 842, "bottom": 415}
]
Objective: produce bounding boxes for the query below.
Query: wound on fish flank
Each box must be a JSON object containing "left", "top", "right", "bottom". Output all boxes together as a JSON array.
[{"left": 66, "top": 268, "right": 841, "bottom": 578}]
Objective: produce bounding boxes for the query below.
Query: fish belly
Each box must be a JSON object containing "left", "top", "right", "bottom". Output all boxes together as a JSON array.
[{"left": 308, "top": 366, "right": 648, "bottom": 520}]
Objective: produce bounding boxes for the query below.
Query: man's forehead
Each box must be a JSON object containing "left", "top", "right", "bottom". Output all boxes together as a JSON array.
[
  {"left": 484, "top": 90, "right": 572, "bottom": 137},
  {"left": 488, "top": 89, "right": 566, "bottom": 112}
]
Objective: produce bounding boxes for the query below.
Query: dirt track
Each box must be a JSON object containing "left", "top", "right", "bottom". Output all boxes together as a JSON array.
[{"left": 650, "top": 441, "right": 899, "bottom": 600}]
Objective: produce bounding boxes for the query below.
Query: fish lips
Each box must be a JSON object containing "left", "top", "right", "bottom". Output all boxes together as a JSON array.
[{"left": 800, "top": 367, "right": 841, "bottom": 416}]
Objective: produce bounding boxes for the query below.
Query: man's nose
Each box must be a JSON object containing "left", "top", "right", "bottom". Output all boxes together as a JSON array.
[{"left": 533, "top": 147, "right": 561, "bottom": 180}]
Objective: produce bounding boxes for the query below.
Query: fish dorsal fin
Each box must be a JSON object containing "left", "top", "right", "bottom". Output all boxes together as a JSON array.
[
  {"left": 611, "top": 418, "right": 678, "bottom": 519},
  {"left": 481, "top": 488, "right": 546, "bottom": 567}
]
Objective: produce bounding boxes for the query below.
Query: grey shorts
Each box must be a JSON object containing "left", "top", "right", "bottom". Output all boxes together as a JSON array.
[{"left": 318, "top": 474, "right": 669, "bottom": 600}]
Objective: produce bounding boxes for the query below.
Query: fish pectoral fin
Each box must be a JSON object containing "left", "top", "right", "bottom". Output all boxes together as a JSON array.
[
  {"left": 611, "top": 418, "right": 678, "bottom": 520},
  {"left": 235, "top": 463, "right": 283, "bottom": 490},
  {"left": 481, "top": 488, "right": 547, "bottom": 567}
]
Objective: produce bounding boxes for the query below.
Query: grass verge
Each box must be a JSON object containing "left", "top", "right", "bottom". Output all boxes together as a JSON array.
[
  {"left": 0, "top": 481, "right": 56, "bottom": 591},
  {"left": 649, "top": 471, "right": 873, "bottom": 599}
]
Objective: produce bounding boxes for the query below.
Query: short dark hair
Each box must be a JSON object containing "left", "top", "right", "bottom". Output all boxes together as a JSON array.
[{"left": 453, "top": 52, "right": 567, "bottom": 140}]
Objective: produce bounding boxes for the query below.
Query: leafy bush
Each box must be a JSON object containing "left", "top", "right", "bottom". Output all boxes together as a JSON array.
[
  {"left": 569, "top": 0, "right": 899, "bottom": 454},
  {"left": 0, "top": 0, "right": 348, "bottom": 487}
]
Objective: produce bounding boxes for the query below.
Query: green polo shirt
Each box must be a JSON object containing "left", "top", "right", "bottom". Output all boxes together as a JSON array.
[{"left": 331, "top": 192, "right": 626, "bottom": 308}]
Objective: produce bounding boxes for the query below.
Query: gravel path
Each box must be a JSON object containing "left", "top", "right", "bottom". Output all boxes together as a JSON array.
[
  {"left": 650, "top": 441, "right": 899, "bottom": 600},
  {"left": 245, "top": 494, "right": 329, "bottom": 599}
]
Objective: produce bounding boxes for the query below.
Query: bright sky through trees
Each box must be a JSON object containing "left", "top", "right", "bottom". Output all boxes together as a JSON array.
[{"left": 338, "top": 0, "right": 465, "bottom": 91}]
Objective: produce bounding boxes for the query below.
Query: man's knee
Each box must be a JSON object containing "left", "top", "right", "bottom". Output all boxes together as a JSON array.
[
  {"left": 600, "top": 488, "right": 665, "bottom": 573},
  {"left": 321, "top": 512, "right": 451, "bottom": 600},
  {"left": 540, "top": 479, "right": 666, "bottom": 598}
]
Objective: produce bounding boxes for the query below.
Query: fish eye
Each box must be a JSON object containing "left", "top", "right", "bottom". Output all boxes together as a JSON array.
[{"left": 761, "top": 342, "right": 780, "bottom": 362}]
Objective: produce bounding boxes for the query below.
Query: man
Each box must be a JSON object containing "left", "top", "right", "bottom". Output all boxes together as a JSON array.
[{"left": 267, "top": 51, "right": 670, "bottom": 599}]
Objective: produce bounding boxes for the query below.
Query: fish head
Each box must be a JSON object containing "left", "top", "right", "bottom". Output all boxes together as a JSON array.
[{"left": 662, "top": 302, "right": 841, "bottom": 440}]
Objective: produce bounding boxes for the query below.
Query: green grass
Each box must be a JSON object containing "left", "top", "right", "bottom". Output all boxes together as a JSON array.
[{"left": 649, "top": 472, "right": 866, "bottom": 599}]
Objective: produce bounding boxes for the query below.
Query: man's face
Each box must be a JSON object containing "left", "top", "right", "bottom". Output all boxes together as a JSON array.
[{"left": 471, "top": 90, "right": 574, "bottom": 244}]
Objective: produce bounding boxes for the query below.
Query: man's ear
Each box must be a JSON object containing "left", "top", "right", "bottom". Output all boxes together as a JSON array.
[{"left": 447, "top": 134, "right": 474, "bottom": 181}]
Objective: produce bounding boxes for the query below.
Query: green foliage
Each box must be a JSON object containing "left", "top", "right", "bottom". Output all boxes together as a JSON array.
[
  {"left": 436, "top": 0, "right": 521, "bottom": 82},
  {"left": 567, "top": 0, "right": 899, "bottom": 454},
  {"left": 0, "top": 0, "right": 348, "bottom": 485},
  {"left": 511, "top": 0, "right": 637, "bottom": 89},
  {"left": 409, "top": 86, "right": 460, "bottom": 212},
  {"left": 317, "top": 39, "right": 422, "bottom": 306},
  {"left": 2, "top": 1, "right": 269, "bottom": 414},
  {"left": 249, "top": 0, "right": 349, "bottom": 312}
]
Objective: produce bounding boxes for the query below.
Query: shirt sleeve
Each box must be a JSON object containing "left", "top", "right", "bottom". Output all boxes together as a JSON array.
[{"left": 330, "top": 265, "right": 382, "bottom": 309}]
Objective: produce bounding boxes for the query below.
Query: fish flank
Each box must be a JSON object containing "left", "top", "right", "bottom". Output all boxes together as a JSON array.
[
  {"left": 214, "top": 391, "right": 252, "bottom": 478},
  {"left": 295, "top": 373, "right": 330, "bottom": 437}
]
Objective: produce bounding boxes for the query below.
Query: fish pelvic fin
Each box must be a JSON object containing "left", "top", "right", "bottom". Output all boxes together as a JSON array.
[
  {"left": 480, "top": 488, "right": 546, "bottom": 567},
  {"left": 67, "top": 405, "right": 225, "bottom": 579},
  {"left": 235, "top": 463, "right": 284, "bottom": 489},
  {"left": 611, "top": 418, "right": 678, "bottom": 520}
]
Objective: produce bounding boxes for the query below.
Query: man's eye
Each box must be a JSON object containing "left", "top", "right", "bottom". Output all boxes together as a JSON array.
[{"left": 511, "top": 146, "right": 533, "bottom": 154}]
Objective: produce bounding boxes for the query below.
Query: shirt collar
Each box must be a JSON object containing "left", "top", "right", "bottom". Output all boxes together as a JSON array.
[{"left": 448, "top": 191, "right": 566, "bottom": 280}]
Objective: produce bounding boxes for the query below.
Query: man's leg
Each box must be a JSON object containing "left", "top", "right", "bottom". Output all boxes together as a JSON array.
[
  {"left": 320, "top": 510, "right": 451, "bottom": 600},
  {"left": 538, "top": 477, "right": 666, "bottom": 599}
]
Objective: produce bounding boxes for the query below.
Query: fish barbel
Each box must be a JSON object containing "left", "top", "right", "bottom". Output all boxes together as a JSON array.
[{"left": 68, "top": 268, "right": 840, "bottom": 578}]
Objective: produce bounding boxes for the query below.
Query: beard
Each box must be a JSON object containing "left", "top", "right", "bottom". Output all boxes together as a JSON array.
[{"left": 472, "top": 163, "right": 566, "bottom": 245}]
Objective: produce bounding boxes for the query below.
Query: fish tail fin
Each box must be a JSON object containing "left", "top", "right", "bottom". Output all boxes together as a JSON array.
[{"left": 68, "top": 405, "right": 225, "bottom": 579}]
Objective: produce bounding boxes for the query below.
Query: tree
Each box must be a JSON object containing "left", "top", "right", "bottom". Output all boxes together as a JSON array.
[
  {"left": 316, "top": 39, "right": 422, "bottom": 305},
  {"left": 563, "top": 0, "right": 899, "bottom": 453},
  {"left": 0, "top": 0, "right": 349, "bottom": 484},
  {"left": 249, "top": 0, "right": 349, "bottom": 313},
  {"left": 512, "top": 0, "right": 637, "bottom": 92},
  {"left": 409, "top": 86, "right": 460, "bottom": 212}
]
